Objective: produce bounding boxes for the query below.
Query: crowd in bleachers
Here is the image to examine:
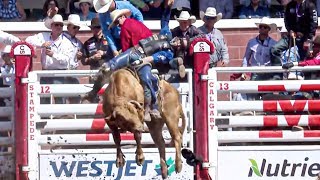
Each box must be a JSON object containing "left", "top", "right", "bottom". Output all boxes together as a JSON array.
[{"left": 1, "top": 0, "right": 320, "bottom": 21}]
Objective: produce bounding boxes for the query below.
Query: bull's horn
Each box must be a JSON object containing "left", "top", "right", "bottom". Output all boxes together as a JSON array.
[{"left": 129, "top": 100, "right": 143, "bottom": 110}]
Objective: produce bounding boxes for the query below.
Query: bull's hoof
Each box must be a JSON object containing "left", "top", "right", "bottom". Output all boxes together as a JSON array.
[
  {"left": 116, "top": 157, "right": 126, "bottom": 168},
  {"left": 175, "top": 160, "right": 182, "bottom": 173},
  {"left": 136, "top": 154, "right": 145, "bottom": 166}
]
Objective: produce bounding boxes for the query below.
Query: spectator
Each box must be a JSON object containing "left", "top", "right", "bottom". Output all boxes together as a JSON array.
[
  {"left": 74, "top": 0, "right": 97, "bottom": 21},
  {"left": 272, "top": 0, "right": 291, "bottom": 18},
  {"left": 25, "top": 14, "right": 74, "bottom": 104},
  {"left": 198, "top": 7, "right": 229, "bottom": 67},
  {"left": 109, "top": 9, "right": 152, "bottom": 51},
  {"left": 171, "top": 11, "right": 201, "bottom": 68},
  {"left": 239, "top": 0, "right": 270, "bottom": 19},
  {"left": 0, "top": 45, "right": 14, "bottom": 87},
  {"left": 171, "top": 0, "right": 191, "bottom": 18},
  {"left": 63, "top": 14, "right": 83, "bottom": 104},
  {"left": 242, "top": 17, "right": 277, "bottom": 81},
  {"left": 93, "top": 0, "right": 144, "bottom": 57},
  {"left": 81, "top": 18, "right": 112, "bottom": 80},
  {"left": 199, "top": 1, "right": 234, "bottom": 19},
  {"left": 0, "top": 30, "right": 20, "bottom": 45},
  {"left": 0, "top": 0, "right": 26, "bottom": 21},
  {"left": 271, "top": 0, "right": 318, "bottom": 69},
  {"left": 40, "top": 0, "right": 67, "bottom": 21},
  {"left": 67, "top": 0, "right": 81, "bottom": 14}
]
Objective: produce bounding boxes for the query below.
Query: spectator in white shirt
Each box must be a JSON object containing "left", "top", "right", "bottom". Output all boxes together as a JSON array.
[
  {"left": 63, "top": 14, "right": 83, "bottom": 104},
  {"left": 0, "top": 30, "right": 20, "bottom": 45},
  {"left": 25, "top": 14, "right": 74, "bottom": 104}
]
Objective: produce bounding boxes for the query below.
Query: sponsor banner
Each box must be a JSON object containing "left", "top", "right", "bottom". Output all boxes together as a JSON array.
[
  {"left": 218, "top": 150, "right": 320, "bottom": 180},
  {"left": 39, "top": 152, "right": 193, "bottom": 179}
]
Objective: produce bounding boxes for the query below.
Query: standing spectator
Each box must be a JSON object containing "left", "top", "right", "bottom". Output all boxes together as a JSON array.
[
  {"left": 198, "top": 7, "right": 229, "bottom": 67},
  {"left": 171, "top": 11, "right": 201, "bottom": 68},
  {"left": 0, "top": 30, "right": 20, "bottom": 45},
  {"left": 74, "top": 0, "right": 97, "bottom": 21},
  {"left": 63, "top": 14, "right": 83, "bottom": 104},
  {"left": 271, "top": 0, "right": 318, "bottom": 68},
  {"left": 0, "top": 0, "right": 26, "bottom": 21},
  {"left": 93, "top": 0, "right": 143, "bottom": 57},
  {"left": 199, "top": 0, "right": 234, "bottom": 19},
  {"left": 108, "top": 9, "right": 152, "bottom": 51},
  {"left": 25, "top": 14, "right": 74, "bottom": 104},
  {"left": 242, "top": 17, "right": 277, "bottom": 81},
  {"left": 239, "top": 0, "right": 270, "bottom": 19},
  {"left": 81, "top": 17, "right": 112, "bottom": 82}
]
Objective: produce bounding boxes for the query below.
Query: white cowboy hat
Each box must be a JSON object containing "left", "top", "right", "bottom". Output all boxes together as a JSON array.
[
  {"left": 1, "top": 45, "right": 11, "bottom": 56},
  {"left": 44, "top": 14, "right": 64, "bottom": 29},
  {"left": 255, "top": 17, "right": 277, "bottom": 33},
  {"left": 174, "top": 11, "right": 196, "bottom": 24},
  {"left": 201, "top": 7, "right": 222, "bottom": 21},
  {"left": 108, "top": 9, "right": 131, "bottom": 29},
  {"left": 280, "top": 26, "right": 287, "bottom": 33},
  {"left": 93, "top": 0, "right": 112, "bottom": 13},
  {"left": 64, "top": 14, "right": 82, "bottom": 27},
  {"left": 74, "top": 0, "right": 93, "bottom": 9}
]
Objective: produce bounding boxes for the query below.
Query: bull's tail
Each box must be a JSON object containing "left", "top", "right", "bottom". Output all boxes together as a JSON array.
[{"left": 179, "top": 105, "right": 186, "bottom": 135}]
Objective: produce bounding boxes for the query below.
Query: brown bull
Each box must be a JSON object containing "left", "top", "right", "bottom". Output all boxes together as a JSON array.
[{"left": 94, "top": 67, "right": 186, "bottom": 179}]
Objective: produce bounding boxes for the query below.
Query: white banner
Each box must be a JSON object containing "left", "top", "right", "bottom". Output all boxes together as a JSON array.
[
  {"left": 39, "top": 152, "right": 193, "bottom": 179},
  {"left": 217, "top": 150, "right": 320, "bottom": 180}
]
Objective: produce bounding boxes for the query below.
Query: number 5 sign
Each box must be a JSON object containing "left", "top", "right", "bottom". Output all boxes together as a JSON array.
[
  {"left": 13, "top": 44, "right": 32, "bottom": 55},
  {"left": 193, "top": 41, "right": 211, "bottom": 53}
]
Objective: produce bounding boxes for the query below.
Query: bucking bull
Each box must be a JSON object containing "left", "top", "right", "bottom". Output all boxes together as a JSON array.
[{"left": 81, "top": 35, "right": 200, "bottom": 178}]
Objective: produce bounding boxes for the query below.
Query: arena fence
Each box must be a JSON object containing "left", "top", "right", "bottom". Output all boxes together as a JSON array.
[{"left": 0, "top": 73, "right": 15, "bottom": 179}]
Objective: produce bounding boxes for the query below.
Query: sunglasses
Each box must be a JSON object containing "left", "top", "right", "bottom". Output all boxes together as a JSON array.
[
  {"left": 53, "top": 23, "right": 63, "bottom": 27},
  {"left": 205, "top": 16, "right": 217, "bottom": 20},
  {"left": 72, "top": 26, "right": 80, "bottom": 30},
  {"left": 259, "top": 25, "right": 270, "bottom": 29}
]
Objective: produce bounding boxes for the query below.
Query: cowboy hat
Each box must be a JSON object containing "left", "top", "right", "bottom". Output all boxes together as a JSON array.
[
  {"left": 93, "top": 0, "right": 112, "bottom": 13},
  {"left": 280, "top": 26, "right": 287, "bottom": 33},
  {"left": 174, "top": 11, "right": 196, "bottom": 24},
  {"left": 1, "top": 45, "right": 11, "bottom": 56},
  {"left": 44, "top": 14, "right": 64, "bottom": 29},
  {"left": 201, "top": 7, "right": 222, "bottom": 21},
  {"left": 74, "top": 0, "right": 92, "bottom": 9},
  {"left": 64, "top": 14, "right": 82, "bottom": 27},
  {"left": 88, "top": 17, "right": 101, "bottom": 27},
  {"left": 255, "top": 17, "right": 277, "bottom": 33},
  {"left": 108, "top": 9, "right": 131, "bottom": 29}
]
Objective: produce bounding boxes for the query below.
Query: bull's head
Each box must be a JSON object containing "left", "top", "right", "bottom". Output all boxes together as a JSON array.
[{"left": 112, "top": 100, "right": 144, "bottom": 132}]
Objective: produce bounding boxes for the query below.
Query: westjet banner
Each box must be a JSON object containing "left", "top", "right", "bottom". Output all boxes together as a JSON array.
[{"left": 39, "top": 152, "right": 193, "bottom": 179}]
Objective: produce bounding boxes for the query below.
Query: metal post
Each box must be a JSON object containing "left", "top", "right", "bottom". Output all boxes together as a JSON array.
[
  {"left": 11, "top": 42, "right": 35, "bottom": 180},
  {"left": 189, "top": 38, "right": 214, "bottom": 179}
]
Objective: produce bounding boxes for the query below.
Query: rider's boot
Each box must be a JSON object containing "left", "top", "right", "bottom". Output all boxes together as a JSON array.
[{"left": 169, "top": 56, "right": 186, "bottom": 78}]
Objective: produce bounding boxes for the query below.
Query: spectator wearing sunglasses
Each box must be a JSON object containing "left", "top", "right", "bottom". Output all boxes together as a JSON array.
[
  {"left": 25, "top": 14, "right": 74, "bottom": 104},
  {"left": 198, "top": 7, "right": 229, "bottom": 68},
  {"left": 271, "top": 0, "right": 317, "bottom": 69},
  {"left": 242, "top": 17, "right": 277, "bottom": 80},
  {"left": 63, "top": 14, "right": 83, "bottom": 104},
  {"left": 81, "top": 18, "right": 113, "bottom": 80}
]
